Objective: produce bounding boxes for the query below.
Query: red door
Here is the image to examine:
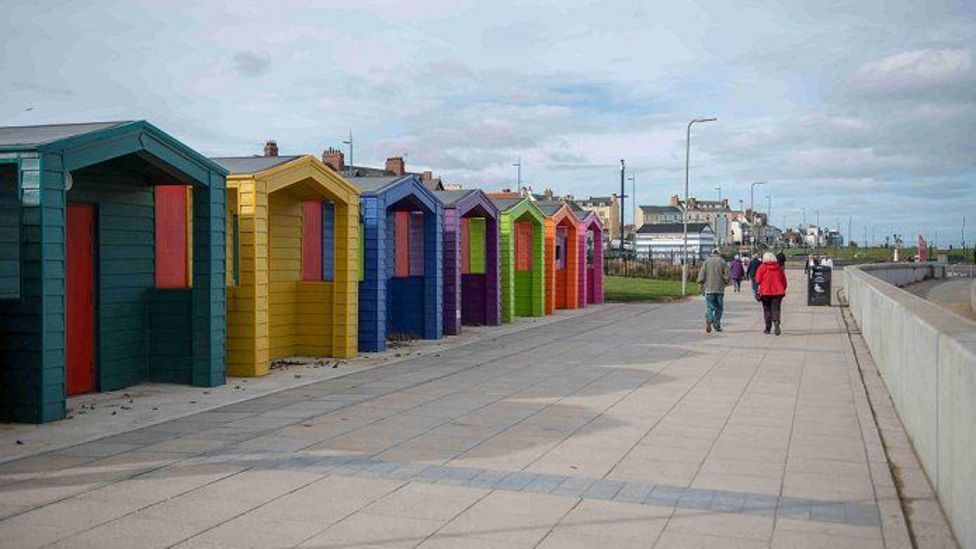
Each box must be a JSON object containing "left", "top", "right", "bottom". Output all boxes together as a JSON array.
[{"left": 66, "top": 204, "right": 95, "bottom": 395}]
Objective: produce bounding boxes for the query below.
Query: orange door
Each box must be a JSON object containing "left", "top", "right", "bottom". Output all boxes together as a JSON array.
[{"left": 66, "top": 204, "right": 95, "bottom": 395}]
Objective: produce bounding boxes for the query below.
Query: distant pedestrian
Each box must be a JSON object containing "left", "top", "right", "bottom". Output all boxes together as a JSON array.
[
  {"left": 755, "top": 252, "right": 788, "bottom": 335},
  {"left": 697, "top": 248, "right": 730, "bottom": 333},
  {"left": 729, "top": 255, "right": 744, "bottom": 292},
  {"left": 821, "top": 255, "right": 834, "bottom": 268},
  {"left": 776, "top": 251, "right": 786, "bottom": 267},
  {"left": 747, "top": 255, "right": 762, "bottom": 294}
]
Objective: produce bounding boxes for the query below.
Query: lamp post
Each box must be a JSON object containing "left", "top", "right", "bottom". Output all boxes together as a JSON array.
[
  {"left": 628, "top": 173, "right": 636, "bottom": 231},
  {"left": 749, "top": 181, "right": 766, "bottom": 252},
  {"left": 513, "top": 157, "right": 522, "bottom": 189},
  {"left": 682, "top": 117, "right": 717, "bottom": 296},
  {"left": 342, "top": 130, "right": 354, "bottom": 178},
  {"left": 619, "top": 160, "right": 626, "bottom": 252}
]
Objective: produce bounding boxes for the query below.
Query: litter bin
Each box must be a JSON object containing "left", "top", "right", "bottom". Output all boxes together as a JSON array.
[{"left": 807, "top": 265, "right": 831, "bottom": 306}]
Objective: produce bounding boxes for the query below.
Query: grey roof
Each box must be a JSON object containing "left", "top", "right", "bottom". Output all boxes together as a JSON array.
[
  {"left": 0, "top": 121, "right": 130, "bottom": 148},
  {"left": 489, "top": 197, "right": 526, "bottom": 211},
  {"left": 433, "top": 189, "right": 476, "bottom": 207},
  {"left": 534, "top": 200, "right": 569, "bottom": 216},
  {"left": 637, "top": 222, "right": 711, "bottom": 234},
  {"left": 347, "top": 175, "right": 407, "bottom": 194},
  {"left": 640, "top": 205, "right": 682, "bottom": 214},
  {"left": 210, "top": 155, "right": 303, "bottom": 174}
]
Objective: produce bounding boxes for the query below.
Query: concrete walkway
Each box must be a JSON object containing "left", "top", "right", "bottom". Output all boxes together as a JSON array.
[{"left": 0, "top": 273, "right": 917, "bottom": 548}]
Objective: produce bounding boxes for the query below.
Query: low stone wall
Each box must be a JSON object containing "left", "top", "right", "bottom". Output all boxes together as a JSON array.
[{"left": 845, "top": 263, "right": 975, "bottom": 548}]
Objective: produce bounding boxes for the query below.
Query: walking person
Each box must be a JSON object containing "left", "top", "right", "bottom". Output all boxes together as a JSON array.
[
  {"left": 747, "top": 254, "right": 762, "bottom": 294},
  {"left": 755, "top": 252, "right": 788, "bottom": 335},
  {"left": 729, "top": 255, "right": 744, "bottom": 292},
  {"left": 697, "top": 248, "right": 730, "bottom": 333},
  {"left": 776, "top": 250, "right": 786, "bottom": 267}
]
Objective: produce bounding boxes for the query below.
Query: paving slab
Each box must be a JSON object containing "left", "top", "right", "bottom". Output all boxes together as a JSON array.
[{"left": 0, "top": 275, "right": 945, "bottom": 547}]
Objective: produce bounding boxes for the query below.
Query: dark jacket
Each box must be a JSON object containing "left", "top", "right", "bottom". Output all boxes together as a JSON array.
[
  {"left": 776, "top": 252, "right": 786, "bottom": 267},
  {"left": 747, "top": 257, "right": 761, "bottom": 278}
]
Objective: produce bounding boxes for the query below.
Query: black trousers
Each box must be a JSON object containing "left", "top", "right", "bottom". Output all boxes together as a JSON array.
[{"left": 761, "top": 295, "right": 784, "bottom": 327}]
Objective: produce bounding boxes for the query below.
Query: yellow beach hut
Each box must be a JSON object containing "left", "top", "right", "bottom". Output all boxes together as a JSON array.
[{"left": 212, "top": 146, "right": 359, "bottom": 376}]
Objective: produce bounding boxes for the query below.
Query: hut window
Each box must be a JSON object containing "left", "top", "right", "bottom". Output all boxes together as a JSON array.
[
  {"left": 514, "top": 220, "right": 533, "bottom": 271},
  {"left": 321, "top": 201, "right": 334, "bottom": 282},
  {"left": 232, "top": 213, "right": 240, "bottom": 285},
  {"left": 394, "top": 211, "right": 410, "bottom": 277},
  {"left": 155, "top": 186, "right": 190, "bottom": 289},
  {"left": 556, "top": 227, "right": 567, "bottom": 269},
  {"left": 358, "top": 221, "right": 365, "bottom": 282},
  {"left": 409, "top": 212, "right": 424, "bottom": 276},
  {"left": 0, "top": 165, "right": 18, "bottom": 299},
  {"left": 463, "top": 217, "right": 486, "bottom": 275},
  {"left": 394, "top": 211, "right": 425, "bottom": 278},
  {"left": 460, "top": 218, "right": 471, "bottom": 274},
  {"left": 302, "top": 201, "right": 323, "bottom": 281}
]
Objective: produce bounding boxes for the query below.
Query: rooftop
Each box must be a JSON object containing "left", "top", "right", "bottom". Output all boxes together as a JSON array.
[
  {"left": 433, "top": 189, "right": 477, "bottom": 207},
  {"left": 637, "top": 222, "right": 712, "bottom": 234},
  {"left": 210, "top": 155, "right": 303, "bottom": 174},
  {"left": 0, "top": 121, "right": 130, "bottom": 148}
]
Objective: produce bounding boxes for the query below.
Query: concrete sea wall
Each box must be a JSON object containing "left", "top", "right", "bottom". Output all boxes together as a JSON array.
[{"left": 845, "top": 263, "right": 975, "bottom": 548}]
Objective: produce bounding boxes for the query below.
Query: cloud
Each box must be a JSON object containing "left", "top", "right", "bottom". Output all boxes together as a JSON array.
[
  {"left": 852, "top": 48, "right": 973, "bottom": 94},
  {"left": 232, "top": 51, "right": 271, "bottom": 77}
]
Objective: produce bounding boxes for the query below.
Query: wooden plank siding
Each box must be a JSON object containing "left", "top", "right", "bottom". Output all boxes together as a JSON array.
[
  {"left": 544, "top": 206, "right": 580, "bottom": 314},
  {"left": 495, "top": 199, "right": 545, "bottom": 324},
  {"left": 356, "top": 176, "right": 441, "bottom": 352},
  {"left": 224, "top": 156, "right": 359, "bottom": 376},
  {"left": 0, "top": 121, "right": 228, "bottom": 423}
]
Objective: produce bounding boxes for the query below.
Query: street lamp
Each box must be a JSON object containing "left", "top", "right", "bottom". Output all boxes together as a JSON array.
[
  {"left": 749, "top": 181, "right": 766, "bottom": 252},
  {"left": 513, "top": 157, "right": 522, "bottom": 189},
  {"left": 342, "top": 130, "right": 354, "bottom": 178},
  {"left": 715, "top": 184, "right": 722, "bottom": 247},
  {"left": 682, "top": 117, "right": 718, "bottom": 296}
]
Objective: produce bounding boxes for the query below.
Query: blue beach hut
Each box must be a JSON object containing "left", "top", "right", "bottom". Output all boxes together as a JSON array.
[{"left": 350, "top": 174, "right": 442, "bottom": 352}]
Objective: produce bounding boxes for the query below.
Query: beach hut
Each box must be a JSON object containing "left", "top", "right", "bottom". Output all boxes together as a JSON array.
[
  {"left": 211, "top": 152, "right": 359, "bottom": 377},
  {"left": 575, "top": 210, "right": 605, "bottom": 306},
  {"left": 488, "top": 196, "right": 545, "bottom": 323},
  {"left": 0, "top": 121, "right": 227, "bottom": 423},
  {"left": 536, "top": 201, "right": 581, "bottom": 313},
  {"left": 435, "top": 190, "right": 501, "bottom": 335},
  {"left": 351, "top": 175, "right": 442, "bottom": 352}
]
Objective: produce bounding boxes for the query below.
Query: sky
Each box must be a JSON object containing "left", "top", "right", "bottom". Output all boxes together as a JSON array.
[{"left": 3, "top": 0, "right": 974, "bottom": 246}]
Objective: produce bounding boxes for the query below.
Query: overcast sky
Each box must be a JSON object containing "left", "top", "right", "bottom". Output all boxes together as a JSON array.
[{"left": 3, "top": 0, "right": 974, "bottom": 245}]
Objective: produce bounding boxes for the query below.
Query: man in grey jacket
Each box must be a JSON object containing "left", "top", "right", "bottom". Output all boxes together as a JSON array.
[{"left": 697, "top": 248, "right": 730, "bottom": 333}]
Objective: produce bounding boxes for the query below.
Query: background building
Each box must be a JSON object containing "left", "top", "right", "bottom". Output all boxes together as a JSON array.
[
  {"left": 639, "top": 205, "right": 681, "bottom": 225},
  {"left": 574, "top": 195, "right": 620, "bottom": 240},
  {"left": 634, "top": 222, "right": 715, "bottom": 264}
]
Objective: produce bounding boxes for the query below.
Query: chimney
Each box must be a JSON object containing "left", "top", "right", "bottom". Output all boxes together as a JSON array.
[
  {"left": 421, "top": 170, "right": 433, "bottom": 181},
  {"left": 385, "top": 156, "right": 406, "bottom": 176},
  {"left": 501, "top": 187, "right": 511, "bottom": 193},
  {"left": 263, "top": 140, "right": 279, "bottom": 157},
  {"left": 669, "top": 194, "right": 680, "bottom": 207},
  {"left": 322, "top": 147, "right": 345, "bottom": 172}
]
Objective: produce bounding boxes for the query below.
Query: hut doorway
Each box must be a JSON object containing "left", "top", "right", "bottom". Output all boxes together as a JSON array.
[{"left": 66, "top": 204, "right": 96, "bottom": 395}]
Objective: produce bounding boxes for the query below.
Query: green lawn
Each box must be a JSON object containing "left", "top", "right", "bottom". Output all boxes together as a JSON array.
[{"left": 604, "top": 276, "right": 689, "bottom": 302}]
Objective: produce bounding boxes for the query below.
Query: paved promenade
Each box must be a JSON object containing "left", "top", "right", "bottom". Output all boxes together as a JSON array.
[{"left": 0, "top": 273, "right": 914, "bottom": 548}]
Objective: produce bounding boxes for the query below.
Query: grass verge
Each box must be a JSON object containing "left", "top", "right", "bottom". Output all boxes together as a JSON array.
[{"left": 604, "top": 276, "right": 689, "bottom": 302}]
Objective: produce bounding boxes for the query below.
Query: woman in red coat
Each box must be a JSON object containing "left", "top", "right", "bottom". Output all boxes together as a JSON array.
[{"left": 755, "top": 252, "right": 788, "bottom": 335}]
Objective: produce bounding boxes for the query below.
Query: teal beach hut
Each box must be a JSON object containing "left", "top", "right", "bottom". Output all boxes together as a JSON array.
[{"left": 0, "top": 121, "right": 227, "bottom": 423}]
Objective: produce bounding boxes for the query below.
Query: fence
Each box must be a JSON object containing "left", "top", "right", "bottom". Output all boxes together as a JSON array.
[{"left": 604, "top": 257, "right": 700, "bottom": 280}]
